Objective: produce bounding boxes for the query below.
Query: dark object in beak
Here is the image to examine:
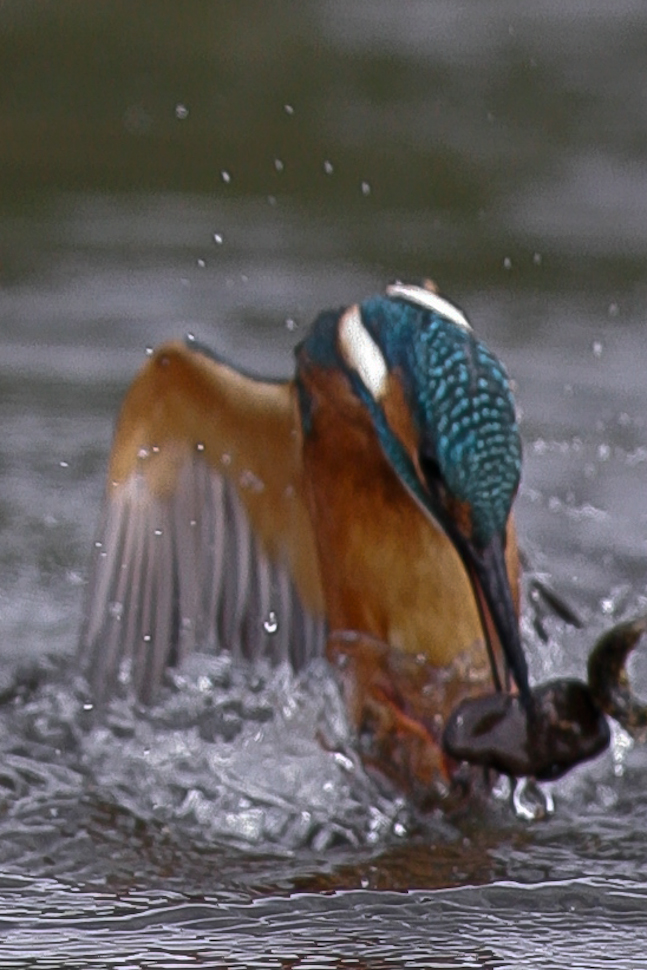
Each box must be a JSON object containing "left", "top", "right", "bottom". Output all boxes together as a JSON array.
[
  {"left": 588, "top": 615, "right": 647, "bottom": 737},
  {"left": 462, "top": 533, "right": 532, "bottom": 707},
  {"left": 442, "top": 679, "right": 610, "bottom": 781}
]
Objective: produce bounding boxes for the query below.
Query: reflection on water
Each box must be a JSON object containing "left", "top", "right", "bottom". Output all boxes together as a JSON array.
[{"left": 3, "top": 1, "right": 647, "bottom": 964}]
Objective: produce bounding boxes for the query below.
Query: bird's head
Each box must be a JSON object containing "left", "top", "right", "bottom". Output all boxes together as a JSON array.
[{"left": 296, "top": 281, "right": 530, "bottom": 704}]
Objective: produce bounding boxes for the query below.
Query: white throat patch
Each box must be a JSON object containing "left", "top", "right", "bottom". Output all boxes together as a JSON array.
[
  {"left": 385, "top": 282, "right": 472, "bottom": 332},
  {"left": 337, "top": 305, "right": 388, "bottom": 401}
]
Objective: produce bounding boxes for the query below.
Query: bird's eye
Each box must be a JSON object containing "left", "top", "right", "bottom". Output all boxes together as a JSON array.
[{"left": 419, "top": 451, "right": 441, "bottom": 484}]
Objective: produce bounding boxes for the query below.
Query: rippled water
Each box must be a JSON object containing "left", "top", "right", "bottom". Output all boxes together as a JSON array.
[
  {"left": 3, "top": 2, "right": 647, "bottom": 965},
  {"left": 1, "top": 877, "right": 646, "bottom": 968}
]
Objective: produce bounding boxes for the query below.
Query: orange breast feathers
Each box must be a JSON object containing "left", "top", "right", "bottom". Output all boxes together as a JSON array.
[{"left": 298, "top": 362, "right": 519, "bottom": 675}]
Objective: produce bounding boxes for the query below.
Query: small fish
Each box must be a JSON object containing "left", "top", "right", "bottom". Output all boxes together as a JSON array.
[
  {"left": 587, "top": 615, "right": 647, "bottom": 738},
  {"left": 443, "top": 615, "right": 647, "bottom": 779},
  {"left": 442, "top": 679, "right": 609, "bottom": 781}
]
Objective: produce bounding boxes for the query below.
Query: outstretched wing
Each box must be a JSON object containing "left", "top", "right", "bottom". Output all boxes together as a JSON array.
[{"left": 79, "top": 340, "right": 326, "bottom": 703}]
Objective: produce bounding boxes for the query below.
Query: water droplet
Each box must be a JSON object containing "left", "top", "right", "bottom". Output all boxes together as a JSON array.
[
  {"left": 196, "top": 442, "right": 205, "bottom": 452},
  {"left": 274, "top": 158, "right": 284, "bottom": 172},
  {"left": 263, "top": 610, "right": 279, "bottom": 634},
  {"left": 154, "top": 528, "right": 163, "bottom": 536},
  {"left": 323, "top": 160, "right": 334, "bottom": 174},
  {"left": 187, "top": 332, "right": 195, "bottom": 342},
  {"left": 267, "top": 195, "right": 277, "bottom": 206},
  {"left": 108, "top": 601, "right": 124, "bottom": 619},
  {"left": 239, "top": 469, "right": 264, "bottom": 492},
  {"left": 597, "top": 443, "right": 611, "bottom": 461},
  {"left": 592, "top": 340, "right": 603, "bottom": 358},
  {"left": 394, "top": 821, "right": 407, "bottom": 837},
  {"left": 152, "top": 445, "right": 160, "bottom": 453},
  {"left": 503, "top": 256, "right": 512, "bottom": 270},
  {"left": 143, "top": 634, "right": 152, "bottom": 643},
  {"left": 197, "top": 258, "right": 206, "bottom": 268},
  {"left": 284, "top": 103, "right": 294, "bottom": 115},
  {"left": 94, "top": 540, "right": 103, "bottom": 549},
  {"left": 145, "top": 345, "right": 154, "bottom": 356},
  {"left": 189, "top": 519, "right": 197, "bottom": 527},
  {"left": 608, "top": 302, "right": 619, "bottom": 317},
  {"left": 137, "top": 447, "right": 149, "bottom": 459},
  {"left": 213, "top": 232, "right": 223, "bottom": 244},
  {"left": 175, "top": 103, "right": 189, "bottom": 119},
  {"left": 221, "top": 452, "right": 232, "bottom": 466},
  {"left": 59, "top": 460, "right": 69, "bottom": 468},
  {"left": 533, "top": 252, "right": 542, "bottom": 265},
  {"left": 221, "top": 170, "right": 231, "bottom": 183},
  {"left": 361, "top": 180, "right": 371, "bottom": 195},
  {"left": 83, "top": 702, "right": 94, "bottom": 711},
  {"left": 285, "top": 317, "right": 297, "bottom": 331}
]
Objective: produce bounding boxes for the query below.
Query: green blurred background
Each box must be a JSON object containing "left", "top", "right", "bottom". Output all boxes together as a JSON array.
[{"left": 3, "top": 0, "right": 647, "bottom": 296}]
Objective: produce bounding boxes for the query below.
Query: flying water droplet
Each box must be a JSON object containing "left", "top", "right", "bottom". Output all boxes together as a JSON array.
[
  {"left": 221, "top": 170, "right": 231, "bottom": 183},
  {"left": 503, "top": 257, "right": 512, "bottom": 270},
  {"left": 285, "top": 317, "right": 297, "bottom": 331},
  {"left": 197, "top": 258, "right": 206, "bottom": 268},
  {"left": 323, "top": 160, "right": 334, "bottom": 174},
  {"left": 592, "top": 340, "right": 603, "bottom": 358},
  {"left": 361, "top": 180, "right": 371, "bottom": 195},
  {"left": 196, "top": 442, "right": 205, "bottom": 452},
  {"left": 145, "top": 346, "right": 154, "bottom": 356},
  {"left": 274, "top": 158, "right": 284, "bottom": 172},
  {"left": 263, "top": 610, "right": 279, "bottom": 634},
  {"left": 284, "top": 103, "right": 294, "bottom": 115},
  {"left": 175, "top": 103, "right": 189, "bottom": 119},
  {"left": 597, "top": 443, "right": 611, "bottom": 461},
  {"left": 213, "top": 232, "right": 223, "bottom": 245},
  {"left": 239, "top": 469, "right": 264, "bottom": 492}
]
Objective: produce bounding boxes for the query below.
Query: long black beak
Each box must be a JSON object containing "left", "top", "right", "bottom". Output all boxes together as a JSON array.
[{"left": 459, "top": 532, "right": 532, "bottom": 708}]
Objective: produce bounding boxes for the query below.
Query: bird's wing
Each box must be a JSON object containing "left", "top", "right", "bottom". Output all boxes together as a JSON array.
[{"left": 79, "top": 340, "right": 326, "bottom": 703}]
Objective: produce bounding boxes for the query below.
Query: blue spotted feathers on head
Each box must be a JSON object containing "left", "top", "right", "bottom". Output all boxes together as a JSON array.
[{"left": 360, "top": 291, "right": 521, "bottom": 547}]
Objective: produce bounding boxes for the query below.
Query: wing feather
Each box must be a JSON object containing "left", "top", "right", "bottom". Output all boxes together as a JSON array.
[{"left": 79, "top": 341, "right": 326, "bottom": 702}]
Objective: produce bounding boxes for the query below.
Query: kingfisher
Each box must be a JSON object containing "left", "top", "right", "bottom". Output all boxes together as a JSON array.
[{"left": 79, "top": 281, "right": 529, "bottom": 793}]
